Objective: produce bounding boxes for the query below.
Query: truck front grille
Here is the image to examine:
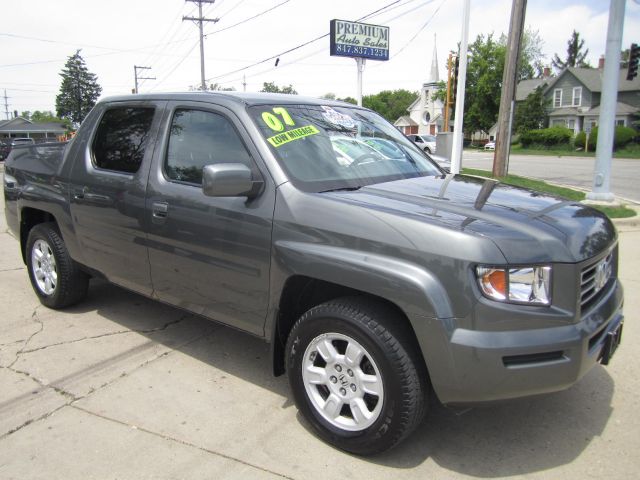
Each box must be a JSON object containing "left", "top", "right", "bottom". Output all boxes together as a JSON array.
[{"left": 580, "top": 251, "right": 614, "bottom": 312}]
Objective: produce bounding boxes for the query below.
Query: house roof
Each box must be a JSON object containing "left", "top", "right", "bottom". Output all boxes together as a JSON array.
[
  {"left": 547, "top": 102, "right": 638, "bottom": 117},
  {"left": 544, "top": 67, "right": 640, "bottom": 94},
  {"left": 394, "top": 115, "right": 418, "bottom": 127},
  {"left": 516, "top": 78, "right": 549, "bottom": 101},
  {"left": 582, "top": 102, "right": 639, "bottom": 116},
  {"left": 0, "top": 117, "right": 66, "bottom": 134}
]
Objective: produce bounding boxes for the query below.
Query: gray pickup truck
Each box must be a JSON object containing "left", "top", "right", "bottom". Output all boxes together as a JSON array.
[{"left": 3, "top": 92, "right": 624, "bottom": 455}]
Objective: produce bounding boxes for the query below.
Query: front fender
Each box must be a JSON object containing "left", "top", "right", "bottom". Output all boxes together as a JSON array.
[{"left": 273, "top": 240, "right": 454, "bottom": 320}]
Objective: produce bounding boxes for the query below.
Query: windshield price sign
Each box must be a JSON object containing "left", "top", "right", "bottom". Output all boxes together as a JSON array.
[{"left": 330, "top": 19, "right": 390, "bottom": 61}]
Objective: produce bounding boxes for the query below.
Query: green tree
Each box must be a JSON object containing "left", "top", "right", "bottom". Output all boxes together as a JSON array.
[
  {"left": 362, "top": 89, "right": 417, "bottom": 122},
  {"left": 320, "top": 93, "right": 336, "bottom": 100},
  {"left": 260, "top": 82, "right": 297, "bottom": 94},
  {"left": 55, "top": 50, "right": 102, "bottom": 126},
  {"left": 513, "top": 86, "right": 549, "bottom": 134},
  {"left": 552, "top": 30, "right": 590, "bottom": 71},
  {"left": 464, "top": 33, "right": 506, "bottom": 135},
  {"left": 338, "top": 96, "right": 357, "bottom": 105},
  {"left": 518, "top": 28, "right": 546, "bottom": 80}
]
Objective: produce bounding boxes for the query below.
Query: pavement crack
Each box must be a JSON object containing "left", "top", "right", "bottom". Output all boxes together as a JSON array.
[
  {"left": 7, "top": 307, "right": 44, "bottom": 369},
  {"left": 20, "top": 316, "right": 188, "bottom": 355},
  {"left": 0, "top": 266, "right": 25, "bottom": 272},
  {"left": 0, "top": 404, "right": 67, "bottom": 441},
  {"left": 71, "top": 405, "right": 295, "bottom": 480}
]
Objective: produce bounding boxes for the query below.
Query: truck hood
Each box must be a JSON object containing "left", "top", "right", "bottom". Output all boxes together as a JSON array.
[{"left": 322, "top": 174, "right": 616, "bottom": 264}]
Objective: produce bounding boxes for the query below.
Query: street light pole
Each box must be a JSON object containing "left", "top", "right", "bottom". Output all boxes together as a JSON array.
[
  {"left": 587, "top": 0, "right": 626, "bottom": 202},
  {"left": 450, "top": 0, "right": 470, "bottom": 174}
]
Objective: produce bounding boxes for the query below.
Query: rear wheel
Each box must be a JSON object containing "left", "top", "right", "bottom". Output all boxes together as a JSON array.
[
  {"left": 286, "top": 297, "right": 427, "bottom": 455},
  {"left": 26, "top": 222, "right": 89, "bottom": 309}
]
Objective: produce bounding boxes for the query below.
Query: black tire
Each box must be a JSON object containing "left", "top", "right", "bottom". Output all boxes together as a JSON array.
[
  {"left": 26, "top": 222, "right": 89, "bottom": 309},
  {"left": 286, "top": 296, "right": 427, "bottom": 455}
]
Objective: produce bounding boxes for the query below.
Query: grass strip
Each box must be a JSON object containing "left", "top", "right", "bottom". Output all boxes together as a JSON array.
[{"left": 460, "top": 168, "right": 636, "bottom": 219}]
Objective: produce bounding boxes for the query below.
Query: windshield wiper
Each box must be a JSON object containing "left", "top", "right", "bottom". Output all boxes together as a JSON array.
[{"left": 319, "top": 186, "right": 362, "bottom": 193}]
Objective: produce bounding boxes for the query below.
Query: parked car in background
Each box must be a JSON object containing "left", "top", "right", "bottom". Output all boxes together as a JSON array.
[
  {"left": 11, "top": 138, "right": 36, "bottom": 147},
  {"left": 408, "top": 134, "right": 437, "bottom": 154},
  {"left": 0, "top": 141, "right": 10, "bottom": 161},
  {"left": 484, "top": 141, "right": 495, "bottom": 150}
]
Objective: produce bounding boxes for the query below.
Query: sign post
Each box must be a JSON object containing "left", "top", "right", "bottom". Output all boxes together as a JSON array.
[{"left": 330, "top": 19, "right": 390, "bottom": 106}]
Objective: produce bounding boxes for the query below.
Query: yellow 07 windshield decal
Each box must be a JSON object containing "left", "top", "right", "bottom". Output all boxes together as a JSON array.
[{"left": 267, "top": 125, "right": 320, "bottom": 147}]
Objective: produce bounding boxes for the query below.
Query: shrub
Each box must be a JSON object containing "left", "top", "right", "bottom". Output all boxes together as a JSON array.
[
  {"left": 574, "top": 131, "right": 586, "bottom": 149},
  {"left": 520, "top": 127, "right": 573, "bottom": 148},
  {"left": 587, "top": 126, "right": 637, "bottom": 150},
  {"left": 614, "top": 126, "right": 636, "bottom": 148}
]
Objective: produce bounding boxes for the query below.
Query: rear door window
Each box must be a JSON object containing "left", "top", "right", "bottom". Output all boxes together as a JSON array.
[{"left": 92, "top": 107, "right": 155, "bottom": 174}]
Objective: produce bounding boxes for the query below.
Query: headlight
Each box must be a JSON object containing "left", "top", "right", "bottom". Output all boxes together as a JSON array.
[{"left": 476, "top": 265, "right": 551, "bottom": 305}]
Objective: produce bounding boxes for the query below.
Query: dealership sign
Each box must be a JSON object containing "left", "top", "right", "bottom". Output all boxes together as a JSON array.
[{"left": 330, "top": 19, "right": 390, "bottom": 61}]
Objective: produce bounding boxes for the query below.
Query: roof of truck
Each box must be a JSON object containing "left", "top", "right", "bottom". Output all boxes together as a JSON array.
[{"left": 101, "top": 91, "right": 359, "bottom": 108}]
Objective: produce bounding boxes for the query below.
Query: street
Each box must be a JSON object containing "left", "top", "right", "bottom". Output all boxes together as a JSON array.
[
  {"left": 463, "top": 151, "right": 640, "bottom": 203},
  {"left": 1, "top": 171, "right": 639, "bottom": 479}
]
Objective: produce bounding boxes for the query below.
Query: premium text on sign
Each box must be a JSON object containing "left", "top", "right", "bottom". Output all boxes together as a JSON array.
[{"left": 330, "top": 19, "right": 390, "bottom": 61}]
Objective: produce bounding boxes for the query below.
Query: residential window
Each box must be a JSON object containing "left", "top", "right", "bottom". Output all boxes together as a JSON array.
[
  {"left": 572, "top": 87, "right": 582, "bottom": 107},
  {"left": 553, "top": 89, "right": 562, "bottom": 108},
  {"left": 551, "top": 119, "right": 564, "bottom": 127},
  {"left": 568, "top": 119, "right": 575, "bottom": 130},
  {"left": 165, "top": 109, "right": 252, "bottom": 185},
  {"left": 616, "top": 119, "right": 625, "bottom": 126},
  {"left": 92, "top": 107, "right": 155, "bottom": 174}
]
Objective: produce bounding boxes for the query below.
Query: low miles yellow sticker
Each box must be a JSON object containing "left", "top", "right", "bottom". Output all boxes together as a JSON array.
[{"left": 267, "top": 125, "right": 320, "bottom": 147}]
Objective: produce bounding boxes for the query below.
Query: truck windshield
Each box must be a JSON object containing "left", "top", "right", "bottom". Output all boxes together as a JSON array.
[{"left": 248, "top": 104, "right": 442, "bottom": 192}]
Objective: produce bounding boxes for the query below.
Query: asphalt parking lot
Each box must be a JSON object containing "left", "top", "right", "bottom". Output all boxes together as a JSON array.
[{"left": 1, "top": 175, "right": 639, "bottom": 479}]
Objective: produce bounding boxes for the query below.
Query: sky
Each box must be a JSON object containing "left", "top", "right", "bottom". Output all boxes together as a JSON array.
[{"left": 1, "top": 0, "right": 639, "bottom": 119}]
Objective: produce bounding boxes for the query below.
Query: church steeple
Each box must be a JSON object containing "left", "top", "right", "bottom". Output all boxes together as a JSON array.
[{"left": 427, "top": 34, "right": 439, "bottom": 84}]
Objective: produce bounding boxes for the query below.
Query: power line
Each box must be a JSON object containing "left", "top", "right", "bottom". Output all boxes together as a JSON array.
[
  {"left": 206, "top": 0, "right": 405, "bottom": 83},
  {"left": 204, "top": 0, "right": 291, "bottom": 37}
]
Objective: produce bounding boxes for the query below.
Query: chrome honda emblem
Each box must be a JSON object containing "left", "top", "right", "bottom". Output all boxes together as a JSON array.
[{"left": 594, "top": 257, "right": 612, "bottom": 291}]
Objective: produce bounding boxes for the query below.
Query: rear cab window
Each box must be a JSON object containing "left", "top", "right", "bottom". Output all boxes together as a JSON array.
[{"left": 91, "top": 107, "right": 155, "bottom": 174}]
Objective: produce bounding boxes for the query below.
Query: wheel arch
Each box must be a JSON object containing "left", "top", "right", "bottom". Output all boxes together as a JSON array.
[
  {"left": 19, "top": 207, "right": 58, "bottom": 264},
  {"left": 269, "top": 242, "right": 453, "bottom": 378}
]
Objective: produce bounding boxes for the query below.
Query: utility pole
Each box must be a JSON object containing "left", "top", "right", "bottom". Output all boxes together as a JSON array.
[
  {"left": 444, "top": 53, "right": 453, "bottom": 131},
  {"left": 3, "top": 90, "right": 10, "bottom": 120},
  {"left": 134, "top": 66, "right": 155, "bottom": 94},
  {"left": 450, "top": 0, "right": 470, "bottom": 174},
  {"left": 587, "top": 0, "right": 626, "bottom": 202},
  {"left": 243, "top": 75, "right": 247, "bottom": 92},
  {"left": 183, "top": 0, "right": 219, "bottom": 91},
  {"left": 493, "top": 0, "right": 527, "bottom": 177}
]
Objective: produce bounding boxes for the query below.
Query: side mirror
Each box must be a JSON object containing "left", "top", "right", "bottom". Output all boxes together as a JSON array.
[{"left": 202, "top": 163, "right": 264, "bottom": 199}]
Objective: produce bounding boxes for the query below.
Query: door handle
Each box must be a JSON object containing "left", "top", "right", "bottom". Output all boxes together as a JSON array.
[
  {"left": 152, "top": 201, "right": 169, "bottom": 224},
  {"left": 73, "top": 186, "right": 88, "bottom": 200}
]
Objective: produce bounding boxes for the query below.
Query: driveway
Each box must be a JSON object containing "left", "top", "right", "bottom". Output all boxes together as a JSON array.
[
  {"left": 463, "top": 151, "right": 640, "bottom": 203},
  {"left": 1, "top": 173, "right": 640, "bottom": 479}
]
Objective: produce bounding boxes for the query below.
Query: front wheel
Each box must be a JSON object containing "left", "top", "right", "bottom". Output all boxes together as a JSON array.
[
  {"left": 286, "top": 297, "right": 427, "bottom": 455},
  {"left": 26, "top": 222, "right": 89, "bottom": 309}
]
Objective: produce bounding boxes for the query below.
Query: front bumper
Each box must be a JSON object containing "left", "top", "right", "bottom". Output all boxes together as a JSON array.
[{"left": 421, "top": 280, "right": 624, "bottom": 405}]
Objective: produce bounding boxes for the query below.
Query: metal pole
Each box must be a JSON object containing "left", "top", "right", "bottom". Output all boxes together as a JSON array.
[
  {"left": 586, "top": 0, "right": 625, "bottom": 202},
  {"left": 493, "top": 0, "right": 527, "bottom": 177},
  {"left": 450, "top": 0, "right": 470, "bottom": 174},
  {"left": 134, "top": 66, "right": 139, "bottom": 94},
  {"left": 356, "top": 58, "right": 366, "bottom": 106}
]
